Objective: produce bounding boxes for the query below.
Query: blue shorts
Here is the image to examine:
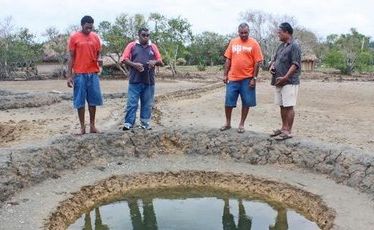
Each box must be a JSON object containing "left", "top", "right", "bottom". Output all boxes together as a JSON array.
[
  {"left": 73, "top": 73, "right": 103, "bottom": 109},
  {"left": 225, "top": 78, "right": 256, "bottom": 107}
]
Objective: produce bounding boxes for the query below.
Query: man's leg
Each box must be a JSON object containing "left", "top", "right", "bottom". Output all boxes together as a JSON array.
[
  {"left": 86, "top": 74, "right": 103, "bottom": 133},
  {"left": 238, "top": 79, "right": 255, "bottom": 131},
  {"left": 224, "top": 107, "right": 233, "bottom": 128},
  {"left": 139, "top": 84, "right": 155, "bottom": 129},
  {"left": 284, "top": 106, "right": 295, "bottom": 134},
  {"left": 73, "top": 74, "right": 86, "bottom": 135},
  {"left": 239, "top": 107, "right": 249, "bottom": 129},
  {"left": 280, "top": 106, "right": 287, "bottom": 131},
  {"left": 221, "top": 81, "right": 239, "bottom": 131},
  {"left": 124, "top": 84, "right": 141, "bottom": 129},
  {"left": 280, "top": 85, "right": 298, "bottom": 135},
  {"left": 88, "top": 106, "right": 98, "bottom": 133},
  {"left": 77, "top": 107, "right": 85, "bottom": 135}
]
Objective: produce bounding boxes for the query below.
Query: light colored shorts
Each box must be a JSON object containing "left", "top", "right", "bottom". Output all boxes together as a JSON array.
[{"left": 274, "top": 84, "right": 299, "bottom": 107}]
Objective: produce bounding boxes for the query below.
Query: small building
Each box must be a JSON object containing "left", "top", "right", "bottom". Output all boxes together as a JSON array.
[{"left": 301, "top": 54, "right": 318, "bottom": 72}]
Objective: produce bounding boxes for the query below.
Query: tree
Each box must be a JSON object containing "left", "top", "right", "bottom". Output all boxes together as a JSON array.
[
  {"left": 43, "top": 27, "right": 69, "bottom": 77},
  {"left": 322, "top": 28, "right": 373, "bottom": 74},
  {"left": 149, "top": 14, "right": 193, "bottom": 76},
  {"left": 97, "top": 13, "right": 147, "bottom": 76},
  {"left": 0, "top": 16, "right": 14, "bottom": 79},
  {"left": 293, "top": 27, "right": 321, "bottom": 57},
  {"left": 187, "top": 31, "right": 230, "bottom": 66},
  {"left": 0, "top": 17, "right": 41, "bottom": 79}
]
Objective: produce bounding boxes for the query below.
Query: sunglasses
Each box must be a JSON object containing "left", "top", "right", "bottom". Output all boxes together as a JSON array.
[{"left": 141, "top": 33, "right": 150, "bottom": 37}]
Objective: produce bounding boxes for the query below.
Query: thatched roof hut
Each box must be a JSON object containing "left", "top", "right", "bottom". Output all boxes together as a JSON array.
[
  {"left": 102, "top": 53, "right": 119, "bottom": 67},
  {"left": 302, "top": 54, "right": 318, "bottom": 71}
]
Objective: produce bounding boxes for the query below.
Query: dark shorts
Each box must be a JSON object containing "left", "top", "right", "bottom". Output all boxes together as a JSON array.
[
  {"left": 73, "top": 73, "right": 103, "bottom": 109},
  {"left": 225, "top": 78, "right": 256, "bottom": 107}
]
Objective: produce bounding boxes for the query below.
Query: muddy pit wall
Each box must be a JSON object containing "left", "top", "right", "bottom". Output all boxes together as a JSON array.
[
  {"left": 47, "top": 171, "right": 335, "bottom": 230},
  {"left": 0, "top": 129, "right": 373, "bottom": 205}
]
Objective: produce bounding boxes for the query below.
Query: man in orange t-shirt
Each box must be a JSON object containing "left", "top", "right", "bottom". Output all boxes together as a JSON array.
[
  {"left": 221, "top": 23, "right": 263, "bottom": 133},
  {"left": 67, "top": 15, "right": 103, "bottom": 135}
]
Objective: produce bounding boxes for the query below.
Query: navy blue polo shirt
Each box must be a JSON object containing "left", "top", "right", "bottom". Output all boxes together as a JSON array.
[{"left": 122, "top": 41, "right": 161, "bottom": 85}]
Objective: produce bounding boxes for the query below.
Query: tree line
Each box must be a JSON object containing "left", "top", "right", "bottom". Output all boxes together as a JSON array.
[{"left": 0, "top": 11, "right": 373, "bottom": 79}]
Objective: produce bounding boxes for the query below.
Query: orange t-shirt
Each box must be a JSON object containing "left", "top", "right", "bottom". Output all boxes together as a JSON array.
[
  {"left": 224, "top": 37, "right": 263, "bottom": 81},
  {"left": 68, "top": 32, "right": 101, "bottom": 74}
]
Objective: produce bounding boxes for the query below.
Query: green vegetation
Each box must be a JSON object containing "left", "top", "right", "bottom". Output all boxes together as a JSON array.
[
  {"left": 322, "top": 29, "right": 374, "bottom": 74},
  {"left": 0, "top": 12, "right": 373, "bottom": 79}
]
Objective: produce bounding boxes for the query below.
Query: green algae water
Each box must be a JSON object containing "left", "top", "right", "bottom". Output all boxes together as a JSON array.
[{"left": 68, "top": 187, "right": 320, "bottom": 230}]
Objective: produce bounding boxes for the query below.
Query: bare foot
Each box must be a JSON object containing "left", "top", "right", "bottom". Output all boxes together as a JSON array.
[
  {"left": 74, "top": 126, "right": 86, "bottom": 135},
  {"left": 90, "top": 125, "right": 100, "bottom": 133}
]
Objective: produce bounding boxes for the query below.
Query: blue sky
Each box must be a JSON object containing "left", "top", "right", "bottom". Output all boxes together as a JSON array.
[{"left": 1, "top": 0, "right": 373, "bottom": 40}]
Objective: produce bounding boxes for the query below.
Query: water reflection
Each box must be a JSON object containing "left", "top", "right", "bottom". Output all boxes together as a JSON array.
[
  {"left": 82, "top": 208, "right": 109, "bottom": 230},
  {"left": 69, "top": 189, "right": 318, "bottom": 230},
  {"left": 128, "top": 198, "right": 157, "bottom": 230},
  {"left": 222, "top": 199, "right": 252, "bottom": 229}
]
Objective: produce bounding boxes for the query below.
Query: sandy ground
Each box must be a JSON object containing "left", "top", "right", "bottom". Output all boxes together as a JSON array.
[
  {"left": 0, "top": 79, "right": 206, "bottom": 148},
  {"left": 1, "top": 78, "right": 374, "bottom": 152},
  {"left": 159, "top": 79, "right": 374, "bottom": 152}
]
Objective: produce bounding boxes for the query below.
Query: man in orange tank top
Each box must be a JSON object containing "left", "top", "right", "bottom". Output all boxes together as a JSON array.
[
  {"left": 221, "top": 23, "right": 263, "bottom": 133},
  {"left": 66, "top": 15, "right": 103, "bottom": 135}
]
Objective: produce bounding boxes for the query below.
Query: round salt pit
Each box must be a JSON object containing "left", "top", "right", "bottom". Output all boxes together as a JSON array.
[
  {"left": 68, "top": 186, "right": 321, "bottom": 229},
  {"left": 0, "top": 128, "right": 374, "bottom": 230}
]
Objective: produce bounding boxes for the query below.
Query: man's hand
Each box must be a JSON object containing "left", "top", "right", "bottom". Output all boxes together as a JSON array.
[
  {"left": 223, "top": 75, "right": 228, "bottom": 84},
  {"left": 275, "top": 76, "right": 288, "bottom": 87},
  {"left": 133, "top": 63, "right": 144, "bottom": 72},
  {"left": 67, "top": 75, "right": 74, "bottom": 88},
  {"left": 249, "top": 78, "right": 256, "bottom": 88},
  {"left": 269, "top": 65, "right": 276, "bottom": 75},
  {"left": 147, "top": 60, "right": 157, "bottom": 68}
]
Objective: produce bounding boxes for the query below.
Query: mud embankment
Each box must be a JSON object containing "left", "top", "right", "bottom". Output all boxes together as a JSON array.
[{"left": 1, "top": 128, "right": 373, "bottom": 207}]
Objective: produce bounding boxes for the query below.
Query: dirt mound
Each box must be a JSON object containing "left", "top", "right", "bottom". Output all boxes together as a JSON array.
[
  {"left": 0, "top": 93, "right": 63, "bottom": 110},
  {"left": 0, "top": 121, "right": 34, "bottom": 145}
]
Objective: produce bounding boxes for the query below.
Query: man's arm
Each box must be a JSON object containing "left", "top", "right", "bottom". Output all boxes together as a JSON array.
[
  {"left": 67, "top": 50, "right": 75, "bottom": 88},
  {"left": 97, "top": 51, "right": 103, "bottom": 74},
  {"left": 148, "top": 44, "right": 164, "bottom": 68},
  {"left": 123, "top": 58, "right": 145, "bottom": 72},
  {"left": 275, "top": 64, "right": 298, "bottom": 86},
  {"left": 223, "top": 58, "right": 231, "bottom": 84},
  {"left": 249, "top": 61, "right": 262, "bottom": 87},
  {"left": 120, "top": 42, "right": 145, "bottom": 72}
]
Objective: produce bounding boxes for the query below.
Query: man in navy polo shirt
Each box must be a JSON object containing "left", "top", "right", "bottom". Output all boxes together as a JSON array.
[{"left": 120, "top": 28, "right": 163, "bottom": 130}]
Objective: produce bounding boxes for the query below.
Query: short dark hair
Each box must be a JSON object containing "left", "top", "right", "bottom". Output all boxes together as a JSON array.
[
  {"left": 81, "top": 15, "right": 94, "bottom": 26},
  {"left": 238, "top": 23, "right": 249, "bottom": 30},
  {"left": 279, "top": 22, "right": 293, "bottom": 35},
  {"left": 138, "top": 27, "right": 149, "bottom": 35}
]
